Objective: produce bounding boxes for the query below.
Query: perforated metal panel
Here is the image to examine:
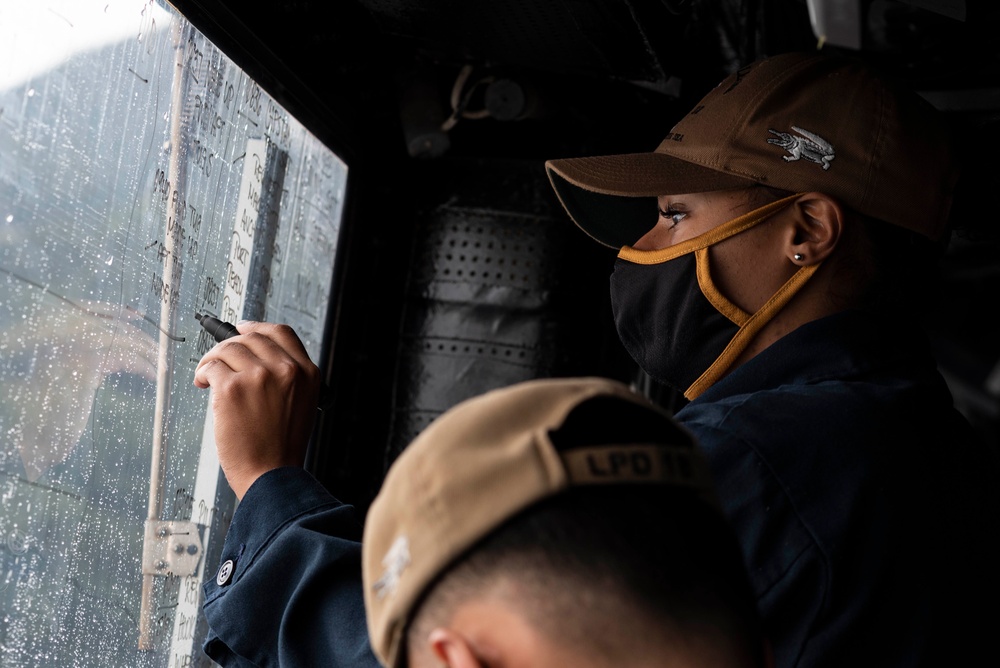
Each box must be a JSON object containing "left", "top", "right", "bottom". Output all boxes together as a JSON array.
[{"left": 385, "top": 160, "right": 630, "bottom": 467}]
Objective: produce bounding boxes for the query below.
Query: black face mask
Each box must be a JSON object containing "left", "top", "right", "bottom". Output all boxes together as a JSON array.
[
  {"left": 611, "top": 254, "right": 738, "bottom": 394},
  {"left": 609, "top": 195, "right": 818, "bottom": 400}
]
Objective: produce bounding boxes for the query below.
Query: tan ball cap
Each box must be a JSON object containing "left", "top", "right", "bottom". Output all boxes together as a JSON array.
[
  {"left": 546, "top": 51, "right": 958, "bottom": 247},
  {"left": 361, "top": 376, "right": 716, "bottom": 667}
]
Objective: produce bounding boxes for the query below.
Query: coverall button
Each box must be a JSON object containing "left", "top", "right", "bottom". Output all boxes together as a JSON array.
[{"left": 216, "top": 559, "right": 235, "bottom": 586}]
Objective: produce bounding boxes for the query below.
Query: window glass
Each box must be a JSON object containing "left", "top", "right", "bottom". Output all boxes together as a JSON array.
[{"left": 0, "top": 1, "right": 347, "bottom": 665}]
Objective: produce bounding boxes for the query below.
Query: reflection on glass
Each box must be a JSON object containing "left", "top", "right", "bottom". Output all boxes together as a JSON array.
[{"left": 0, "top": 1, "right": 347, "bottom": 665}]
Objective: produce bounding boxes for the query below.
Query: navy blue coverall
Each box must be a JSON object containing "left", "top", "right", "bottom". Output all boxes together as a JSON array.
[{"left": 203, "top": 309, "right": 999, "bottom": 667}]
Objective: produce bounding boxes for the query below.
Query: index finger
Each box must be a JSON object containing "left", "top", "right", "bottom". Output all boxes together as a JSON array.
[{"left": 230, "top": 321, "right": 314, "bottom": 368}]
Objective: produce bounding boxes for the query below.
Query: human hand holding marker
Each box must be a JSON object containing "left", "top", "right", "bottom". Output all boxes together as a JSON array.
[
  {"left": 193, "top": 315, "right": 328, "bottom": 499},
  {"left": 196, "top": 313, "right": 332, "bottom": 410}
]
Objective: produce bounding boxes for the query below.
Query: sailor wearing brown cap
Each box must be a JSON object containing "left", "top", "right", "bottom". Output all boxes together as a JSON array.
[
  {"left": 545, "top": 51, "right": 999, "bottom": 667},
  {"left": 195, "top": 52, "right": 998, "bottom": 668},
  {"left": 364, "top": 376, "right": 768, "bottom": 668}
]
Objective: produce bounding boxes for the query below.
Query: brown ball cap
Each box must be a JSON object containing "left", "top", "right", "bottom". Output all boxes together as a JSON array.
[
  {"left": 546, "top": 51, "right": 958, "bottom": 248},
  {"left": 361, "top": 376, "right": 716, "bottom": 667}
]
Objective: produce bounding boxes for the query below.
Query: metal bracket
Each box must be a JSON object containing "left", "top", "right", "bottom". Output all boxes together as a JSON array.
[{"left": 141, "top": 521, "right": 203, "bottom": 577}]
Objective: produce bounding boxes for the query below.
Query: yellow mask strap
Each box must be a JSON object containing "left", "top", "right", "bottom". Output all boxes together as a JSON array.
[
  {"left": 617, "top": 194, "right": 800, "bottom": 265},
  {"left": 696, "top": 247, "right": 751, "bottom": 326},
  {"left": 683, "top": 261, "right": 821, "bottom": 400}
]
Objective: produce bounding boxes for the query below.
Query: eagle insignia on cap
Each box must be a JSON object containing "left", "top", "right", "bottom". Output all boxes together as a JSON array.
[
  {"left": 767, "top": 126, "right": 834, "bottom": 170},
  {"left": 373, "top": 535, "right": 411, "bottom": 599}
]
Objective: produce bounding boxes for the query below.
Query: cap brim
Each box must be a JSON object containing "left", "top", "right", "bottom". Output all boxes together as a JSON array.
[{"left": 545, "top": 153, "right": 757, "bottom": 248}]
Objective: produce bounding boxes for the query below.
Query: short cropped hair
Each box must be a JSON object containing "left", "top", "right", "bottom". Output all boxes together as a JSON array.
[{"left": 407, "top": 485, "right": 766, "bottom": 667}]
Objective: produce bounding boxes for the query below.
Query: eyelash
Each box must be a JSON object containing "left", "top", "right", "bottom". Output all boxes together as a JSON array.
[{"left": 658, "top": 207, "right": 687, "bottom": 227}]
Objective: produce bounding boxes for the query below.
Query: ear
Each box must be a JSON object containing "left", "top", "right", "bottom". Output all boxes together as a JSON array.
[
  {"left": 425, "top": 627, "right": 482, "bottom": 668},
  {"left": 785, "top": 192, "right": 844, "bottom": 266}
]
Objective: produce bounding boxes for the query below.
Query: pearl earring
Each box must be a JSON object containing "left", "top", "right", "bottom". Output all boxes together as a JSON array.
[{"left": 794, "top": 253, "right": 805, "bottom": 261}]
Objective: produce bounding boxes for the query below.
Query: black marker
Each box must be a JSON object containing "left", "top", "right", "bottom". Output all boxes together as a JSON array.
[
  {"left": 195, "top": 313, "right": 239, "bottom": 342},
  {"left": 196, "top": 312, "right": 332, "bottom": 411}
]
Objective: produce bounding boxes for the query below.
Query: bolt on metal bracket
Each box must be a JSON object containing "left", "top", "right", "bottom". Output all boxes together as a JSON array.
[{"left": 141, "top": 520, "right": 203, "bottom": 577}]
